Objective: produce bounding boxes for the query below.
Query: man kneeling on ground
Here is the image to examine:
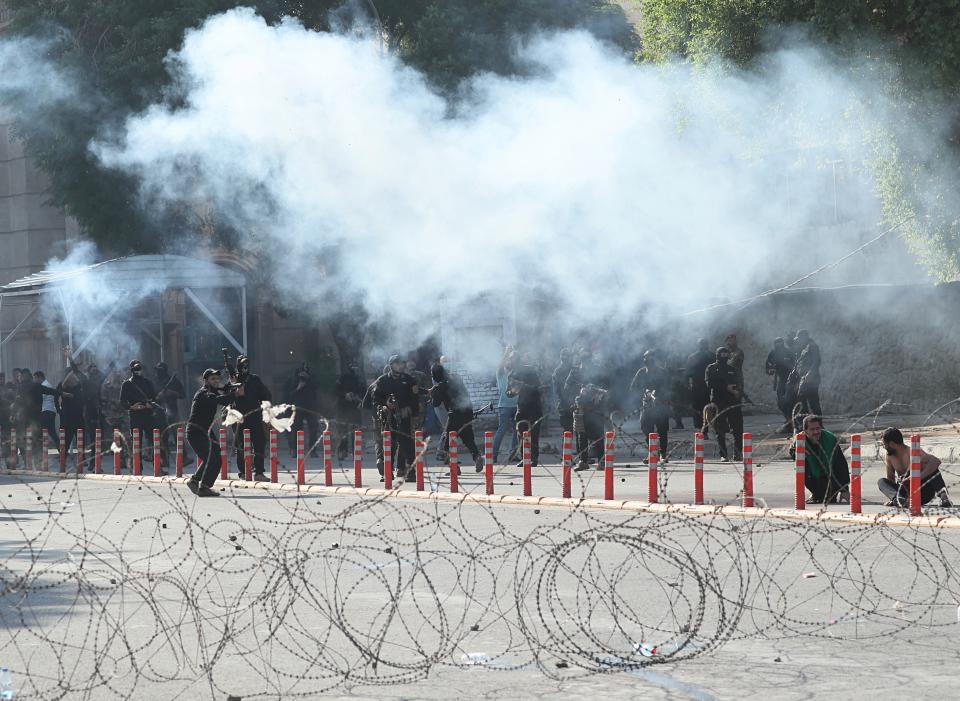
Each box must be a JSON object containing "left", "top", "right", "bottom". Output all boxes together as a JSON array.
[
  {"left": 878, "top": 427, "right": 952, "bottom": 508},
  {"left": 801, "top": 415, "right": 850, "bottom": 505}
]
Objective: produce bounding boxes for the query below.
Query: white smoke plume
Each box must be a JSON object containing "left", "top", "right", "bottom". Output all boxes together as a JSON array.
[
  {"left": 81, "top": 9, "right": 942, "bottom": 356},
  {"left": 38, "top": 242, "right": 167, "bottom": 367}
]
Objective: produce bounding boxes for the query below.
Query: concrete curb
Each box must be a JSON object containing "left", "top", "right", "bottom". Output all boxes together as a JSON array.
[{"left": 2, "top": 468, "right": 956, "bottom": 529}]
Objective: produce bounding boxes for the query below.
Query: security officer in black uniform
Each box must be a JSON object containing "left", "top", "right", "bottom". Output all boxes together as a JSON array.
[
  {"left": 630, "top": 349, "right": 672, "bottom": 462},
  {"left": 231, "top": 354, "right": 272, "bottom": 481},
  {"left": 508, "top": 354, "right": 544, "bottom": 467},
  {"left": 686, "top": 338, "right": 714, "bottom": 434},
  {"left": 430, "top": 363, "right": 482, "bottom": 473},
  {"left": 187, "top": 369, "right": 242, "bottom": 497},
  {"left": 705, "top": 346, "right": 743, "bottom": 461},
  {"left": 765, "top": 337, "right": 796, "bottom": 432},
  {"left": 372, "top": 355, "right": 418, "bottom": 480},
  {"left": 119, "top": 360, "right": 158, "bottom": 469}
]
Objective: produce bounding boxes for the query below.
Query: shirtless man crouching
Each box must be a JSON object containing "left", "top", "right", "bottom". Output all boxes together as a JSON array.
[{"left": 878, "top": 427, "right": 952, "bottom": 508}]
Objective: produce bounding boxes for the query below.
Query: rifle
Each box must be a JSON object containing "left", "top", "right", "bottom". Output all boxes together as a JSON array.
[
  {"left": 222, "top": 348, "right": 243, "bottom": 391},
  {"left": 376, "top": 393, "right": 401, "bottom": 432},
  {"left": 128, "top": 380, "right": 164, "bottom": 414},
  {"left": 153, "top": 372, "right": 179, "bottom": 415},
  {"left": 473, "top": 401, "right": 494, "bottom": 418}
]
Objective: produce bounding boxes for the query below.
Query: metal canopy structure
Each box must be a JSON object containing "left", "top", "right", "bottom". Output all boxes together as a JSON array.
[{"left": 0, "top": 254, "right": 248, "bottom": 366}]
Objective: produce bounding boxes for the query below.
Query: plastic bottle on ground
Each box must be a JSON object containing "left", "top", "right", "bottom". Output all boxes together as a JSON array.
[{"left": 0, "top": 666, "right": 14, "bottom": 699}]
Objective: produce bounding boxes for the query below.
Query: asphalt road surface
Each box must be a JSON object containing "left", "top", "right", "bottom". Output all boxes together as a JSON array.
[{"left": 0, "top": 455, "right": 958, "bottom": 700}]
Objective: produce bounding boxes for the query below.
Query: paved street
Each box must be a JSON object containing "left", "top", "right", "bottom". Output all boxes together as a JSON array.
[
  {"left": 0, "top": 412, "right": 958, "bottom": 700},
  {"left": 199, "top": 412, "right": 960, "bottom": 514}
]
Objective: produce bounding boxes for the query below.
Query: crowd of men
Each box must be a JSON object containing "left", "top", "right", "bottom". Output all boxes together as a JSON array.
[{"left": 0, "top": 331, "right": 951, "bottom": 508}]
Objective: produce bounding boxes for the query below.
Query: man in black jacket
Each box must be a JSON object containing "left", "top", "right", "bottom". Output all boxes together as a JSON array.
[
  {"left": 120, "top": 360, "right": 158, "bottom": 468},
  {"left": 187, "top": 369, "right": 242, "bottom": 497},
  {"left": 80, "top": 360, "right": 112, "bottom": 457},
  {"left": 509, "top": 355, "right": 544, "bottom": 467},
  {"left": 57, "top": 365, "right": 86, "bottom": 467},
  {"left": 231, "top": 355, "right": 272, "bottom": 481},
  {"left": 686, "top": 339, "right": 713, "bottom": 434},
  {"left": 765, "top": 337, "right": 796, "bottom": 432},
  {"left": 431, "top": 364, "right": 482, "bottom": 473},
  {"left": 372, "top": 355, "right": 418, "bottom": 480},
  {"left": 792, "top": 329, "right": 823, "bottom": 422},
  {"left": 630, "top": 350, "right": 672, "bottom": 462},
  {"left": 705, "top": 347, "right": 743, "bottom": 462}
]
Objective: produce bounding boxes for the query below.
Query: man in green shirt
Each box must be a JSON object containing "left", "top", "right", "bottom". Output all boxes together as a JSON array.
[{"left": 800, "top": 415, "right": 850, "bottom": 505}]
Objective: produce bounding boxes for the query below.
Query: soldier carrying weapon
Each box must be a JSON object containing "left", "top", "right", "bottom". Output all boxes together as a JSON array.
[
  {"left": 372, "top": 355, "right": 418, "bottom": 481},
  {"left": 223, "top": 349, "right": 272, "bottom": 481}
]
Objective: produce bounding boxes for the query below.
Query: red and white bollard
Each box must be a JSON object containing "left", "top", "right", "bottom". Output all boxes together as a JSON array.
[
  {"left": 415, "top": 430, "right": 426, "bottom": 492},
  {"left": 354, "top": 430, "right": 363, "bottom": 488},
  {"left": 95, "top": 428, "right": 103, "bottom": 474},
  {"left": 24, "top": 431, "right": 33, "bottom": 471},
  {"left": 244, "top": 428, "right": 253, "bottom": 482},
  {"left": 112, "top": 431, "right": 120, "bottom": 475},
  {"left": 77, "top": 429, "right": 85, "bottom": 474},
  {"left": 850, "top": 434, "right": 861, "bottom": 514},
  {"left": 694, "top": 432, "right": 704, "bottom": 505},
  {"left": 322, "top": 430, "right": 333, "bottom": 486},
  {"left": 448, "top": 432, "right": 459, "bottom": 494},
  {"left": 383, "top": 431, "right": 393, "bottom": 490},
  {"left": 742, "top": 432, "right": 753, "bottom": 508},
  {"left": 270, "top": 430, "right": 278, "bottom": 483},
  {"left": 59, "top": 428, "right": 67, "bottom": 473},
  {"left": 648, "top": 433, "right": 659, "bottom": 504},
  {"left": 484, "top": 430, "right": 494, "bottom": 496},
  {"left": 41, "top": 431, "right": 49, "bottom": 472},
  {"left": 219, "top": 427, "right": 228, "bottom": 481},
  {"left": 794, "top": 433, "right": 806, "bottom": 510},
  {"left": 175, "top": 426, "right": 184, "bottom": 478},
  {"left": 131, "top": 429, "right": 140, "bottom": 476},
  {"left": 604, "top": 431, "right": 615, "bottom": 501},
  {"left": 296, "top": 430, "right": 305, "bottom": 486},
  {"left": 522, "top": 431, "right": 532, "bottom": 497},
  {"left": 561, "top": 431, "right": 573, "bottom": 499},
  {"left": 910, "top": 434, "right": 921, "bottom": 517},
  {"left": 153, "top": 428, "right": 162, "bottom": 477}
]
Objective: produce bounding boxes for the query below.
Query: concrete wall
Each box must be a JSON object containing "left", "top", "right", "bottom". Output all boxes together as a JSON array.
[{"left": 693, "top": 283, "right": 960, "bottom": 416}]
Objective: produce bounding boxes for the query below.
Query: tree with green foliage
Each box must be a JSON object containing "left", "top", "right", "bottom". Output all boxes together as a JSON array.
[{"left": 638, "top": 0, "right": 960, "bottom": 280}]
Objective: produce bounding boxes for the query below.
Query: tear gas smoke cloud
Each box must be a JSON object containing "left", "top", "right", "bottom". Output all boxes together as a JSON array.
[
  {"left": 39, "top": 242, "right": 168, "bottom": 365},
  {"left": 4, "top": 7, "right": 947, "bottom": 371},
  {"left": 92, "top": 8, "right": 938, "bottom": 362}
]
